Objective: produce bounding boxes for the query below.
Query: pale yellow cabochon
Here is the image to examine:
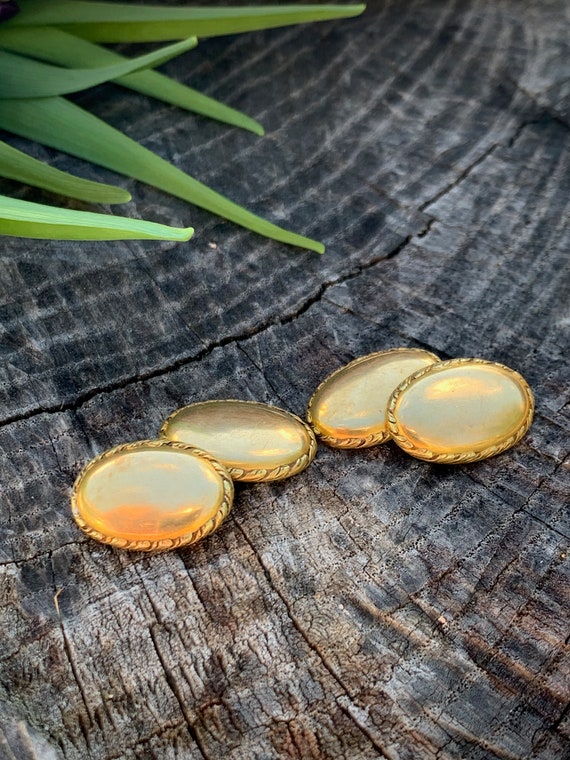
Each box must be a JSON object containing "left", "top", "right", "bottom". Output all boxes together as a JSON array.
[
  {"left": 161, "top": 400, "right": 314, "bottom": 476},
  {"left": 391, "top": 362, "right": 533, "bottom": 455},
  {"left": 309, "top": 349, "right": 439, "bottom": 443},
  {"left": 75, "top": 444, "right": 225, "bottom": 542}
]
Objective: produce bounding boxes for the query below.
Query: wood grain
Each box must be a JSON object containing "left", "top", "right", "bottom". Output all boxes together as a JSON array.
[{"left": 1, "top": 1, "right": 569, "bottom": 758}]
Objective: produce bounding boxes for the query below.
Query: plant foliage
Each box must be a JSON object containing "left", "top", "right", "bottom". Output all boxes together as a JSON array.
[{"left": 0, "top": 2, "right": 365, "bottom": 249}]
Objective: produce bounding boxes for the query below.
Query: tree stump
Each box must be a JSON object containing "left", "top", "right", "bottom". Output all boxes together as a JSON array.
[{"left": 1, "top": 2, "right": 569, "bottom": 758}]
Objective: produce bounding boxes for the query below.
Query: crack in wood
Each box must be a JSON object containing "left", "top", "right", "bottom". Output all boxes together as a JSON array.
[
  {"left": 519, "top": 509, "right": 570, "bottom": 542},
  {"left": 135, "top": 567, "right": 211, "bottom": 760},
  {"left": 0, "top": 221, "right": 433, "bottom": 431},
  {"left": 49, "top": 553, "right": 93, "bottom": 753},
  {"left": 0, "top": 540, "right": 85, "bottom": 568},
  {"left": 3, "top": 110, "right": 551, "bottom": 434},
  {"left": 506, "top": 77, "right": 570, "bottom": 134},
  {"left": 420, "top": 143, "right": 500, "bottom": 214},
  {"left": 232, "top": 519, "right": 394, "bottom": 759}
]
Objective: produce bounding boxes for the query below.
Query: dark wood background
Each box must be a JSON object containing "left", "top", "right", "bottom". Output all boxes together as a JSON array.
[{"left": 1, "top": 1, "right": 569, "bottom": 758}]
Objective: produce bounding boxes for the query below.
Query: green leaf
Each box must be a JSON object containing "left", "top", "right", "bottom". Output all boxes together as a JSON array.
[
  {"left": 0, "top": 96, "right": 324, "bottom": 252},
  {"left": 0, "top": 194, "right": 194, "bottom": 240},
  {"left": 0, "top": 37, "right": 197, "bottom": 98},
  {"left": 11, "top": 2, "right": 366, "bottom": 42},
  {"left": 0, "top": 27, "right": 264, "bottom": 135},
  {"left": 0, "top": 140, "right": 130, "bottom": 203}
]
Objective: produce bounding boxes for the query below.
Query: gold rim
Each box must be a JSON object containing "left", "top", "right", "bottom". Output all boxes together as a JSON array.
[
  {"left": 386, "top": 358, "right": 535, "bottom": 464},
  {"left": 160, "top": 399, "right": 318, "bottom": 482},
  {"left": 307, "top": 348, "right": 441, "bottom": 448},
  {"left": 71, "top": 439, "right": 234, "bottom": 552}
]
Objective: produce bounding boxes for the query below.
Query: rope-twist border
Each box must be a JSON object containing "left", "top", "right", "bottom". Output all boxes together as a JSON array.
[
  {"left": 307, "top": 348, "right": 441, "bottom": 448},
  {"left": 386, "top": 358, "right": 535, "bottom": 464},
  {"left": 160, "top": 400, "right": 317, "bottom": 482},
  {"left": 71, "top": 439, "right": 234, "bottom": 552}
]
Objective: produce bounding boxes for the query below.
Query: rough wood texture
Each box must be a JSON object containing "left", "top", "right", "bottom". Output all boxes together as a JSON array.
[{"left": 1, "top": 1, "right": 569, "bottom": 758}]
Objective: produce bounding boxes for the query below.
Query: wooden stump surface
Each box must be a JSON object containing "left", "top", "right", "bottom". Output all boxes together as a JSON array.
[{"left": 1, "top": 1, "right": 569, "bottom": 758}]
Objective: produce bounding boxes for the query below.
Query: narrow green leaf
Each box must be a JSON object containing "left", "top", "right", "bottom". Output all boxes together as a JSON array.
[
  {"left": 0, "top": 194, "right": 194, "bottom": 240},
  {"left": 11, "top": 2, "right": 366, "bottom": 42},
  {"left": 0, "top": 140, "right": 130, "bottom": 203},
  {"left": 0, "top": 96, "right": 324, "bottom": 252},
  {"left": 120, "top": 67, "right": 265, "bottom": 136},
  {"left": 0, "top": 27, "right": 264, "bottom": 135},
  {"left": 0, "top": 37, "right": 197, "bottom": 98}
]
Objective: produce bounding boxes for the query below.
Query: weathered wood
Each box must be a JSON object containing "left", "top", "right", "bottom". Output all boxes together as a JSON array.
[{"left": 1, "top": 1, "right": 569, "bottom": 758}]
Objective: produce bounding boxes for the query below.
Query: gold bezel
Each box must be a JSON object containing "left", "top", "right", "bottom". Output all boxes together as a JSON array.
[
  {"left": 386, "top": 358, "right": 535, "bottom": 464},
  {"left": 71, "top": 439, "right": 234, "bottom": 552},
  {"left": 160, "top": 400, "right": 317, "bottom": 482},
  {"left": 307, "top": 347, "right": 441, "bottom": 448}
]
